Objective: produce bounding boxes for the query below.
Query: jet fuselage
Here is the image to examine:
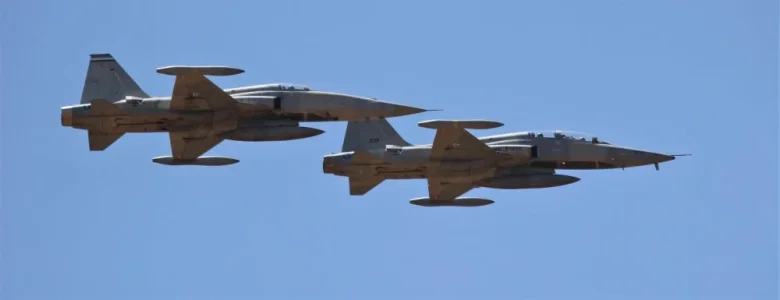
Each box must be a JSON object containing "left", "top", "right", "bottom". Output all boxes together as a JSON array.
[
  {"left": 62, "top": 86, "right": 426, "bottom": 142},
  {"left": 323, "top": 131, "right": 676, "bottom": 188},
  {"left": 64, "top": 53, "right": 430, "bottom": 164}
]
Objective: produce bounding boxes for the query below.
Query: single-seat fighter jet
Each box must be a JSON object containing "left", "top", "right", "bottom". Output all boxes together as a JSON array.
[
  {"left": 61, "top": 53, "right": 429, "bottom": 166},
  {"left": 323, "top": 118, "right": 689, "bottom": 207}
]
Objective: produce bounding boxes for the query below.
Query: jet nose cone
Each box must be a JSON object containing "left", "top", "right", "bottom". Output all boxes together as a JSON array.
[
  {"left": 61, "top": 108, "right": 73, "bottom": 126},
  {"left": 375, "top": 101, "right": 429, "bottom": 117},
  {"left": 655, "top": 153, "right": 675, "bottom": 163},
  {"left": 393, "top": 104, "right": 428, "bottom": 116}
]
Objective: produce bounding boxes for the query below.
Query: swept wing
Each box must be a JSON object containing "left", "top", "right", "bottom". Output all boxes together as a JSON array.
[{"left": 162, "top": 69, "right": 240, "bottom": 159}]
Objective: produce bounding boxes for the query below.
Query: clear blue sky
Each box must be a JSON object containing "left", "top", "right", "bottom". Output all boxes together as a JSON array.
[{"left": 2, "top": 0, "right": 777, "bottom": 299}]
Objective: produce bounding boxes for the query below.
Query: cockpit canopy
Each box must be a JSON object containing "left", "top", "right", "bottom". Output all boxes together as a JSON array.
[
  {"left": 518, "top": 130, "right": 610, "bottom": 144},
  {"left": 226, "top": 83, "right": 312, "bottom": 95},
  {"left": 276, "top": 83, "right": 311, "bottom": 91}
]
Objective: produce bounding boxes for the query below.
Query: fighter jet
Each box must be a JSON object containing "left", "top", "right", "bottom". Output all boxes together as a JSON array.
[
  {"left": 323, "top": 118, "right": 690, "bottom": 207},
  {"left": 60, "top": 53, "right": 429, "bottom": 166}
]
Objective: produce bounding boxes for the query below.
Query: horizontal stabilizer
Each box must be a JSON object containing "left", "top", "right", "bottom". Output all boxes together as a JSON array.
[
  {"left": 152, "top": 156, "right": 239, "bottom": 166},
  {"left": 349, "top": 176, "right": 385, "bottom": 195},
  {"left": 89, "top": 99, "right": 124, "bottom": 115},
  {"left": 156, "top": 66, "right": 244, "bottom": 76},
  {"left": 418, "top": 119, "right": 504, "bottom": 130},
  {"left": 409, "top": 197, "right": 494, "bottom": 207},
  {"left": 88, "top": 131, "right": 124, "bottom": 151}
]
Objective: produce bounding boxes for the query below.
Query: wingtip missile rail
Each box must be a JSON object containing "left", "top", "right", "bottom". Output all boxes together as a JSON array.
[
  {"left": 152, "top": 156, "right": 239, "bottom": 166},
  {"left": 156, "top": 66, "right": 245, "bottom": 76},
  {"left": 417, "top": 119, "right": 504, "bottom": 130},
  {"left": 409, "top": 197, "right": 495, "bottom": 207}
]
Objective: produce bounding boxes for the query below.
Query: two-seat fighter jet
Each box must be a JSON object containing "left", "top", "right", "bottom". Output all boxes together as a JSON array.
[
  {"left": 323, "top": 118, "right": 689, "bottom": 207},
  {"left": 60, "top": 54, "right": 429, "bottom": 166}
]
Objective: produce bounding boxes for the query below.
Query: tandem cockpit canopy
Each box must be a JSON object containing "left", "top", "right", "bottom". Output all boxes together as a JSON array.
[
  {"left": 276, "top": 83, "right": 311, "bottom": 91},
  {"left": 519, "top": 130, "right": 611, "bottom": 144},
  {"left": 225, "top": 83, "right": 312, "bottom": 95}
]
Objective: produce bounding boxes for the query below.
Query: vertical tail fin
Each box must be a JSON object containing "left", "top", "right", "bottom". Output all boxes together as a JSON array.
[
  {"left": 341, "top": 118, "right": 412, "bottom": 152},
  {"left": 81, "top": 53, "right": 149, "bottom": 104}
]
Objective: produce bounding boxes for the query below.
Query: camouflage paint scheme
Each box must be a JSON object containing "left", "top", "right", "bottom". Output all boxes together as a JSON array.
[
  {"left": 323, "top": 119, "right": 688, "bottom": 207},
  {"left": 61, "top": 54, "right": 429, "bottom": 165}
]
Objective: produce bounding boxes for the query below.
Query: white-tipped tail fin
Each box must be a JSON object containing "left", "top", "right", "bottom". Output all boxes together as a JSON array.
[
  {"left": 81, "top": 53, "right": 149, "bottom": 104},
  {"left": 341, "top": 118, "right": 411, "bottom": 152}
]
